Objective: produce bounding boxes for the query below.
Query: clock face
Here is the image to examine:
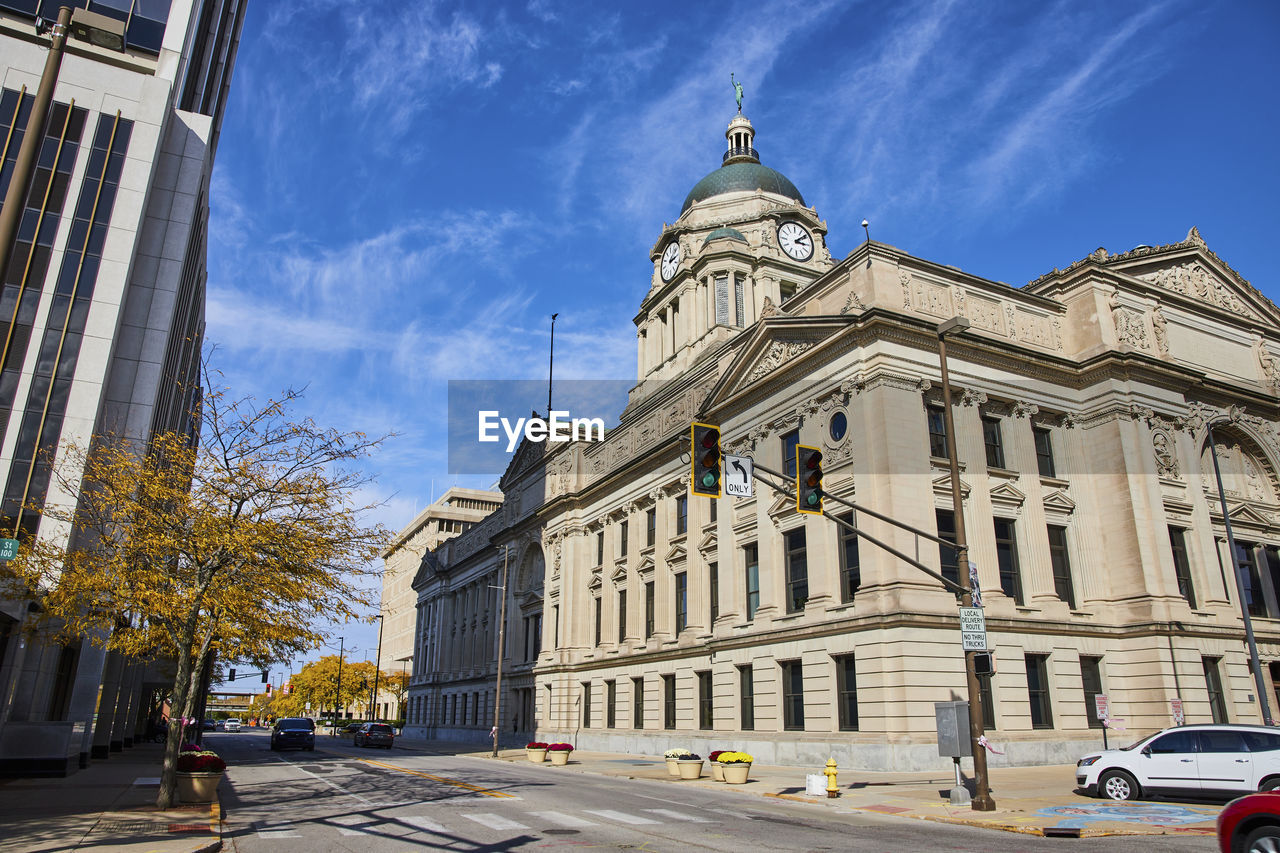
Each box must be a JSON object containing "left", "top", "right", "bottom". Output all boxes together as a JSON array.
[
  {"left": 660, "top": 241, "right": 681, "bottom": 281},
  {"left": 778, "top": 222, "right": 814, "bottom": 261}
]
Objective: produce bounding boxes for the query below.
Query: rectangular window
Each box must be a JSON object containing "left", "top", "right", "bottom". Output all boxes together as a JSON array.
[
  {"left": 936, "top": 509, "right": 959, "bottom": 586},
  {"left": 663, "top": 674, "right": 676, "bottom": 729},
  {"left": 606, "top": 680, "right": 616, "bottom": 728},
  {"left": 675, "top": 572, "right": 688, "bottom": 633},
  {"left": 994, "top": 518, "right": 1023, "bottom": 604},
  {"left": 594, "top": 597, "right": 602, "bottom": 646},
  {"left": 738, "top": 665, "right": 754, "bottom": 731},
  {"left": 596, "top": 531, "right": 604, "bottom": 565},
  {"left": 927, "top": 405, "right": 948, "bottom": 459},
  {"left": 709, "top": 562, "right": 719, "bottom": 623},
  {"left": 782, "top": 660, "right": 805, "bottom": 730},
  {"left": 676, "top": 496, "right": 687, "bottom": 536},
  {"left": 1047, "top": 525, "right": 1076, "bottom": 609},
  {"left": 982, "top": 416, "right": 1006, "bottom": 469},
  {"left": 709, "top": 499, "right": 717, "bottom": 524},
  {"left": 646, "top": 508, "right": 656, "bottom": 547},
  {"left": 1236, "top": 541, "right": 1270, "bottom": 618},
  {"left": 582, "top": 681, "right": 592, "bottom": 728},
  {"left": 715, "top": 274, "right": 729, "bottom": 325},
  {"left": 839, "top": 512, "right": 861, "bottom": 603},
  {"left": 1025, "top": 654, "right": 1053, "bottom": 729},
  {"left": 836, "top": 655, "right": 859, "bottom": 731},
  {"left": 645, "top": 582, "right": 655, "bottom": 639},
  {"left": 782, "top": 428, "right": 799, "bottom": 478},
  {"left": 744, "top": 544, "right": 760, "bottom": 620},
  {"left": 620, "top": 520, "right": 628, "bottom": 557},
  {"left": 785, "top": 528, "right": 809, "bottom": 613},
  {"left": 633, "top": 676, "right": 645, "bottom": 728},
  {"left": 1034, "top": 426, "right": 1056, "bottom": 478},
  {"left": 1080, "top": 656, "right": 1104, "bottom": 730},
  {"left": 735, "top": 274, "right": 745, "bottom": 327},
  {"left": 618, "top": 589, "right": 627, "bottom": 644},
  {"left": 1172, "top": 525, "right": 1198, "bottom": 604},
  {"left": 1204, "top": 656, "right": 1228, "bottom": 723},
  {"left": 698, "top": 671, "right": 713, "bottom": 730}
]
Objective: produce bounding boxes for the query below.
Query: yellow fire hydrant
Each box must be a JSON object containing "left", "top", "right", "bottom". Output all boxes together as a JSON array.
[{"left": 824, "top": 757, "right": 839, "bottom": 798}]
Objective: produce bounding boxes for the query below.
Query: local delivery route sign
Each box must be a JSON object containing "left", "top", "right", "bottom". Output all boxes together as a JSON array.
[{"left": 958, "top": 606, "right": 988, "bottom": 651}]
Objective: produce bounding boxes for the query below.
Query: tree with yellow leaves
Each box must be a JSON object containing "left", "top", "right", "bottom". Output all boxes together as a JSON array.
[
  {"left": 284, "top": 655, "right": 381, "bottom": 719},
  {"left": 6, "top": 377, "right": 390, "bottom": 808}
]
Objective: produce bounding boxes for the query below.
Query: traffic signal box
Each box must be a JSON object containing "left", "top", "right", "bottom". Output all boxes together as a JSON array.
[
  {"left": 691, "top": 423, "right": 722, "bottom": 498},
  {"left": 797, "top": 445, "right": 823, "bottom": 514}
]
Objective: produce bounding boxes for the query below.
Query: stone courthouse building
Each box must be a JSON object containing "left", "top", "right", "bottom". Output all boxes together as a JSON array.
[{"left": 400, "top": 110, "right": 1280, "bottom": 769}]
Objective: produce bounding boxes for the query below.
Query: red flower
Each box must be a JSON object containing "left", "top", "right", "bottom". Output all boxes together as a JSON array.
[{"left": 176, "top": 751, "right": 226, "bottom": 773}]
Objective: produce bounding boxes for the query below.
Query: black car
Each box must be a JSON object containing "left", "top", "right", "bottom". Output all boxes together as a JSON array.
[
  {"left": 354, "top": 722, "right": 395, "bottom": 749},
  {"left": 270, "top": 717, "right": 315, "bottom": 751}
]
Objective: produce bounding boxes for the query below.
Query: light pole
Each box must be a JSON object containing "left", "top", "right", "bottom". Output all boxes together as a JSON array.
[
  {"left": 333, "top": 637, "right": 344, "bottom": 732},
  {"left": 937, "top": 316, "right": 995, "bottom": 811},
  {"left": 491, "top": 545, "right": 510, "bottom": 757},
  {"left": 1206, "top": 421, "right": 1274, "bottom": 725},
  {"left": 370, "top": 615, "right": 385, "bottom": 721},
  {"left": 0, "top": 7, "right": 124, "bottom": 287}
]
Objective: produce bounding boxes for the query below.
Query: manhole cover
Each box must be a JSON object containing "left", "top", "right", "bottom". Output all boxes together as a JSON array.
[{"left": 543, "top": 829, "right": 580, "bottom": 835}]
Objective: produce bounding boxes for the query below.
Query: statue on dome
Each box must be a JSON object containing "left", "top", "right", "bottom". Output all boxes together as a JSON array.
[{"left": 731, "top": 73, "right": 744, "bottom": 113}]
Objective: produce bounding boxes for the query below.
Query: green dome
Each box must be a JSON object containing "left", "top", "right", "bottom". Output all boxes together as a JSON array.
[
  {"left": 703, "top": 226, "right": 748, "bottom": 245},
  {"left": 681, "top": 162, "right": 805, "bottom": 215}
]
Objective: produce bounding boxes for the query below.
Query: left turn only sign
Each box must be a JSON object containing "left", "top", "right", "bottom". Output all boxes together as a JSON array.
[{"left": 723, "top": 454, "right": 753, "bottom": 498}]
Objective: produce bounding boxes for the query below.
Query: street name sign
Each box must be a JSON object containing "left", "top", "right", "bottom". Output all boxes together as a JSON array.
[
  {"left": 723, "top": 454, "right": 753, "bottom": 498},
  {"left": 0, "top": 538, "right": 18, "bottom": 561},
  {"left": 958, "top": 606, "right": 988, "bottom": 651}
]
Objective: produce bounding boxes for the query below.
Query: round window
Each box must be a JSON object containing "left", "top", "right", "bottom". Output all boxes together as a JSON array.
[{"left": 829, "top": 411, "right": 848, "bottom": 442}]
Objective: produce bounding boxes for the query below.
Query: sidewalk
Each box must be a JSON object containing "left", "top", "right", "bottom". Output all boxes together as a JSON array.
[
  {"left": 404, "top": 737, "right": 1224, "bottom": 839},
  {"left": 0, "top": 741, "right": 221, "bottom": 853}
]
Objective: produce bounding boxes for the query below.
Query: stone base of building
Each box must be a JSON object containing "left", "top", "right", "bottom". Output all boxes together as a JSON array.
[
  {"left": 0, "top": 721, "right": 87, "bottom": 778},
  {"left": 91, "top": 744, "right": 110, "bottom": 759},
  {"left": 401, "top": 724, "right": 532, "bottom": 749}
]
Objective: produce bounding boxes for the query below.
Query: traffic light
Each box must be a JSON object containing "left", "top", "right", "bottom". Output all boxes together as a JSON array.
[
  {"left": 284, "top": 682, "right": 292, "bottom": 695},
  {"left": 265, "top": 684, "right": 272, "bottom": 695},
  {"left": 691, "top": 422, "right": 721, "bottom": 498},
  {"left": 229, "top": 668, "right": 236, "bottom": 680},
  {"left": 796, "top": 445, "right": 823, "bottom": 514},
  {"left": 261, "top": 671, "right": 268, "bottom": 683}
]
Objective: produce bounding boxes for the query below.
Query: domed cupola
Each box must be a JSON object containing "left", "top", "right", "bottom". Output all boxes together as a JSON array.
[{"left": 680, "top": 115, "right": 805, "bottom": 216}]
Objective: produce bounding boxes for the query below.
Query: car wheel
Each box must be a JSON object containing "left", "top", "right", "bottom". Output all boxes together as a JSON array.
[
  {"left": 1261, "top": 778, "right": 1280, "bottom": 792},
  {"left": 1243, "top": 825, "right": 1280, "bottom": 853},
  {"left": 1099, "top": 770, "right": 1139, "bottom": 801}
]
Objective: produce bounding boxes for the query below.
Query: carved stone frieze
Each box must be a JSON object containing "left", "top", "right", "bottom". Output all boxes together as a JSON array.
[
  {"left": 915, "top": 279, "right": 953, "bottom": 318},
  {"left": 1011, "top": 401, "right": 1040, "bottom": 419},
  {"left": 840, "top": 288, "right": 866, "bottom": 315},
  {"left": 1004, "top": 304, "right": 1017, "bottom": 339},
  {"left": 1257, "top": 337, "right": 1280, "bottom": 391},
  {"left": 1139, "top": 262, "right": 1251, "bottom": 317},
  {"left": 1152, "top": 306, "right": 1170, "bottom": 356},
  {"left": 1110, "top": 295, "right": 1150, "bottom": 351},
  {"left": 961, "top": 388, "right": 988, "bottom": 408},
  {"left": 967, "top": 295, "right": 1005, "bottom": 335},
  {"left": 900, "top": 270, "right": 913, "bottom": 309},
  {"left": 1152, "top": 427, "right": 1180, "bottom": 479},
  {"left": 746, "top": 339, "right": 815, "bottom": 384},
  {"left": 954, "top": 288, "right": 967, "bottom": 317}
]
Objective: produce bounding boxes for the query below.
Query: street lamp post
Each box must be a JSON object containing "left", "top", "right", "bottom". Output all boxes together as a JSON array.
[
  {"left": 370, "top": 615, "right": 384, "bottom": 721},
  {"left": 1207, "top": 421, "right": 1274, "bottom": 725},
  {"left": 0, "top": 7, "right": 125, "bottom": 283},
  {"left": 333, "top": 637, "right": 344, "bottom": 732},
  {"left": 491, "top": 545, "right": 510, "bottom": 758},
  {"left": 937, "top": 316, "right": 996, "bottom": 811}
]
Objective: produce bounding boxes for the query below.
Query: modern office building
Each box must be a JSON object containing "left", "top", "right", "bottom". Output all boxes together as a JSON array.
[
  {"left": 401, "top": 110, "right": 1280, "bottom": 770},
  {"left": 0, "top": 0, "right": 246, "bottom": 775}
]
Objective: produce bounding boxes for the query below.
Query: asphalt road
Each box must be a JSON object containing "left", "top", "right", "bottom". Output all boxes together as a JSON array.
[{"left": 210, "top": 729, "right": 1217, "bottom": 852}]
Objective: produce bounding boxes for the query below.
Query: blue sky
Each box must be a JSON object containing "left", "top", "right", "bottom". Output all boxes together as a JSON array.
[{"left": 206, "top": 0, "right": 1280, "bottom": 669}]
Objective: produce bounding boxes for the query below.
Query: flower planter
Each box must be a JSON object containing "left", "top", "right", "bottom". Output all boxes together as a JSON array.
[
  {"left": 720, "top": 762, "right": 751, "bottom": 784},
  {"left": 176, "top": 771, "right": 222, "bottom": 803},
  {"left": 664, "top": 758, "right": 681, "bottom": 777},
  {"left": 676, "top": 759, "right": 704, "bottom": 780},
  {"left": 526, "top": 748, "right": 547, "bottom": 764},
  {"left": 711, "top": 762, "right": 725, "bottom": 782},
  {"left": 548, "top": 750, "right": 571, "bottom": 766}
]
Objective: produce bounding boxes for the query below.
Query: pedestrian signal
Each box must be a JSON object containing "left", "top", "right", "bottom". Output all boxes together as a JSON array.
[
  {"left": 974, "top": 652, "right": 995, "bottom": 677},
  {"left": 691, "top": 423, "right": 722, "bottom": 498},
  {"left": 229, "top": 668, "right": 236, "bottom": 680},
  {"left": 797, "top": 445, "right": 823, "bottom": 514}
]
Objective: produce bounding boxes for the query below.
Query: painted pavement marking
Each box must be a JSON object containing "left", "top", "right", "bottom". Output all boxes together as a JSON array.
[
  {"left": 642, "top": 808, "right": 713, "bottom": 822},
  {"left": 585, "top": 809, "right": 661, "bottom": 825},
  {"left": 253, "top": 822, "right": 302, "bottom": 839},
  {"left": 527, "top": 811, "right": 599, "bottom": 827},
  {"left": 357, "top": 756, "right": 517, "bottom": 799},
  {"left": 464, "top": 812, "right": 530, "bottom": 830},
  {"left": 400, "top": 815, "right": 448, "bottom": 833}
]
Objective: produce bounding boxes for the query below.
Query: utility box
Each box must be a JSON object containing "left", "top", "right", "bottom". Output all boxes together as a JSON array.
[
  {"left": 935, "top": 701, "right": 972, "bottom": 758},
  {"left": 806, "top": 774, "right": 826, "bottom": 796}
]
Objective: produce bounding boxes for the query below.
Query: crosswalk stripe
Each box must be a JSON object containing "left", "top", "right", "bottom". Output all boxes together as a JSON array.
[
  {"left": 254, "top": 823, "right": 302, "bottom": 838},
  {"left": 401, "top": 815, "right": 447, "bottom": 833},
  {"left": 527, "top": 810, "right": 599, "bottom": 827},
  {"left": 464, "top": 813, "right": 530, "bottom": 830},
  {"left": 331, "top": 815, "right": 374, "bottom": 826},
  {"left": 584, "top": 809, "right": 660, "bottom": 825},
  {"left": 642, "top": 808, "right": 713, "bottom": 822}
]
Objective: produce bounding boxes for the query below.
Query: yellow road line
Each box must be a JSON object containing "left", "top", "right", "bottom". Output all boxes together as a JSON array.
[{"left": 355, "top": 757, "right": 515, "bottom": 798}]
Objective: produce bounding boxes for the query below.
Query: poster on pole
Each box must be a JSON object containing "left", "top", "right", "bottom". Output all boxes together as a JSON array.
[{"left": 968, "top": 562, "right": 981, "bottom": 607}]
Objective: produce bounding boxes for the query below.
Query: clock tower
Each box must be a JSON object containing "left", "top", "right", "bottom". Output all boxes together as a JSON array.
[{"left": 635, "top": 113, "right": 833, "bottom": 382}]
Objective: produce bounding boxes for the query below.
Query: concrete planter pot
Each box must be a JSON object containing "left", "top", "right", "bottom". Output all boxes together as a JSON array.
[
  {"left": 720, "top": 762, "right": 751, "bottom": 784},
  {"left": 676, "top": 759, "right": 704, "bottom": 780},
  {"left": 526, "top": 748, "right": 547, "bottom": 763},
  {"left": 664, "top": 758, "right": 681, "bottom": 777},
  {"left": 548, "top": 749, "right": 571, "bottom": 766},
  {"left": 711, "top": 762, "right": 725, "bottom": 781},
  {"left": 176, "top": 771, "right": 222, "bottom": 803}
]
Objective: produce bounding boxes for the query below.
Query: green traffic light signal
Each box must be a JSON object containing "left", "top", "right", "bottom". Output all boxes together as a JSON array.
[
  {"left": 797, "top": 445, "right": 823, "bottom": 514},
  {"left": 691, "top": 422, "right": 721, "bottom": 498}
]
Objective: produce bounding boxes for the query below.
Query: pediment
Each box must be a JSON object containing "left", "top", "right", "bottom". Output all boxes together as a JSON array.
[
  {"left": 610, "top": 564, "right": 628, "bottom": 584},
  {"left": 1219, "top": 501, "right": 1277, "bottom": 529},
  {"left": 636, "top": 554, "right": 656, "bottom": 579},
  {"left": 932, "top": 473, "right": 972, "bottom": 499},
  {"left": 664, "top": 542, "right": 687, "bottom": 564},
  {"left": 587, "top": 573, "right": 603, "bottom": 593},
  {"left": 697, "top": 530, "right": 716, "bottom": 554},
  {"left": 518, "top": 590, "right": 542, "bottom": 609},
  {"left": 702, "top": 316, "right": 852, "bottom": 410},
  {"left": 767, "top": 492, "right": 797, "bottom": 518},
  {"left": 989, "top": 482, "right": 1026, "bottom": 508},
  {"left": 1041, "top": 489, "right": 1076, "bottom": 515}
]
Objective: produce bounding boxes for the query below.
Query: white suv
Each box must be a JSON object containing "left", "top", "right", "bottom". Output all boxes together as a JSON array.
[
  {"left": 1077, "top": 724, "right": 1280, "bottom": 800},
  {"left": 223, "top": 718, "right": 241, "bottom": 732}
]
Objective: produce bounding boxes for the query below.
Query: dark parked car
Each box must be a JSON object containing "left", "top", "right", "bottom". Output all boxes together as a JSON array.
[
  {"left": 1219, "top": 791, "right": 1280, "bottom": 853},
  {"left": 341, "top": 722, "right": 363, "bottom": 734},
  {"left": 270, "top": 717, "right": 315, "bottom": 751},
  {"left": 202, "top": 719, "right": 216, "bottom": 731},
  {"left": 354, "top": 722, "right": 395, "bottom": 749}
]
